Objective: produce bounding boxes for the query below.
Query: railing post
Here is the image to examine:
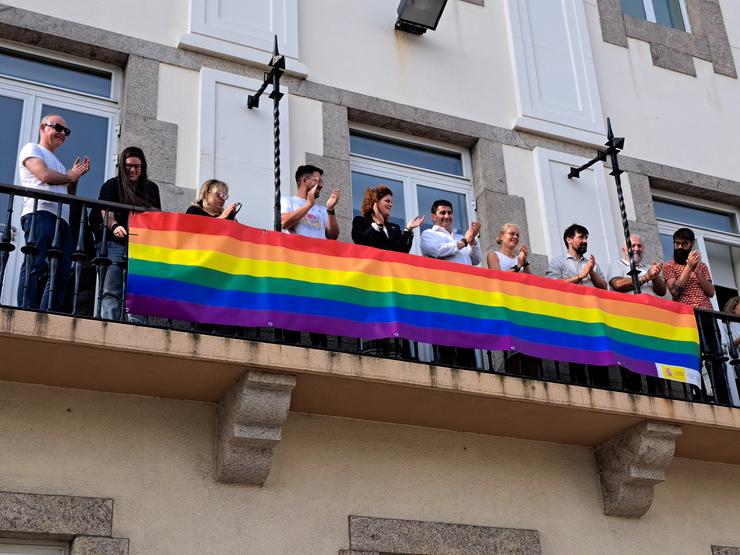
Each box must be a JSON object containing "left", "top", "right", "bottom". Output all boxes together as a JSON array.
[
  {"left": 71, "top": 202, "right": 90, "bottom": 315},
  {"left": 0, "top": 193, "right": 16, "bottom": 300},
  {"left": 92, "top": 209, "right": 112, "bottom": 319},
  {"left": 20, "top": 198, "right": 39, "bottom": 308},
  {"left": 119, "top": 240, "right": 129, "bottom": 321},
  {"left": 45, "top": 201, "right": 65, "bottom": 311}
]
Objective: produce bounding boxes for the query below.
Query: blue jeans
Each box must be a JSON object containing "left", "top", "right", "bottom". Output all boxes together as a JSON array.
[
  {"left": 17, "top": 211, "right": 72, "bottom": 311},
  {"left": 99, "top": 240, "right": 126, "bottom": 320}
]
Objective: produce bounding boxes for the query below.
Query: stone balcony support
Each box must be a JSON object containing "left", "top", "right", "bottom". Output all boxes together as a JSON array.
[
  {"left": 595, "top": 420, "right": 682, "bottom": 518},
  {"left": 215, "top": 369, "right": 296, "bottom": 485}
]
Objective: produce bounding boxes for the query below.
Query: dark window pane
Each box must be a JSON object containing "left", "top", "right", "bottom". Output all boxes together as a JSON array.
[
  {"left": 41, "top": 105, "right": 110, "bottom": 200},
  {"left": 654, "top": 199, "right": 736, "bottom": 233},
  {"left": 0, "top": 95, "right": 24, "bottom": 233},
  {"left": 659, "top": 233, "right": 673, "bottom": 262},
  {"left": 0, "top": 49, "right": 112, "bottom": 98},
  {"left": 350, "top": 132, "right": 463, "bottom": 176},
  {"left": 621, "top": 0, "right": 647, "bottom": 19},
  {"left": 351, "top": 171, "right": 406, "bottom": 229},
  {"left": 653, "top": 0, "right": 686, "bottom": 31},
  {"left": 416, "top": 185, "right": 469, "bottom": 234}
]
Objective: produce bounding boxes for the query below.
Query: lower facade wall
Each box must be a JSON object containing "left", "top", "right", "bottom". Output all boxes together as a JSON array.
[{"left": 0, "top": 380, "right": 739, "bottom": 554}]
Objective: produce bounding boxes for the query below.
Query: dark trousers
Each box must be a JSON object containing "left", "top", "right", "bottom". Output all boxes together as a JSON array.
[{"left": 17, "top": 211, "right": 72, "bottom": 312}]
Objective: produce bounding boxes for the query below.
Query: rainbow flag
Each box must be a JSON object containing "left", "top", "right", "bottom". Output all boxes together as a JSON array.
[{"left": 127, "top": 213, "right": 701, "bottom": 385}]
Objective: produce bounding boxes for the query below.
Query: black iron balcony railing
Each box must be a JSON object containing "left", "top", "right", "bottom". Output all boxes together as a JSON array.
[{"left": 0, "top": 182, "right": 738, "bottom": 407}]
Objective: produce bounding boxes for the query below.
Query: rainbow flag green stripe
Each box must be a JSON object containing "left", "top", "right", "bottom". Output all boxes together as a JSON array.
[{"left": 126, "top": 213, "right": 701, "bottom": 383}]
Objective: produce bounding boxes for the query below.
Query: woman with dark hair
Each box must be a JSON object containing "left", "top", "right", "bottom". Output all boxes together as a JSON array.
[
  {"left": 96, "top": 146, "right": 161, "bottom": 320},
  {"left": 351, "top": 184, "right": 423, "bottom": 252}
]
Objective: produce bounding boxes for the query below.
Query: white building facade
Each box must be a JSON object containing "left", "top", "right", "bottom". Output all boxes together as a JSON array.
[{"left": 0, "top": 1, "right": 740, "bottom": 553}]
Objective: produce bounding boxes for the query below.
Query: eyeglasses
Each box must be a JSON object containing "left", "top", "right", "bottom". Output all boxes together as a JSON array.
[
  {"left": 212, "top": 190, "right": 229, "bottom": 200},
  {"left": 124, "top": 164, "right": 142, "bottom": 170},
  {"left": 43, "top": 122, "right": 71, "bottom": 137}
]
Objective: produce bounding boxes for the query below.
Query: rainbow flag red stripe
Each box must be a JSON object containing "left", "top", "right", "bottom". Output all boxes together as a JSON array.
[{"left": 126, "top": 213, "right": 701, "bottom": 384}]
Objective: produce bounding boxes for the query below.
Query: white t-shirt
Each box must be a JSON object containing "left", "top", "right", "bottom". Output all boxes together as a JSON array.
[
  {"left": 18, "top": 143, "right": 70, "bottom": 222},
  {"left": 607, "top": 258, "right": 664, "bottom": 297},
  {"left": 280, "top": 196, "right": 329, "bottom": 239},
  {"left": 494, "top": 251, "right": 517, "bottom": 271}
]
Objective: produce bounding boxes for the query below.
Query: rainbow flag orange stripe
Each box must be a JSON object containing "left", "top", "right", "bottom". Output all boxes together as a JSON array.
[{"left": 126, "top": 213, "right": 701, "bottom": 383}]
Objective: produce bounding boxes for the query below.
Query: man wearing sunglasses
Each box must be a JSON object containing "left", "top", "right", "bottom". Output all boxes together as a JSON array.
[{"left": 17, "top": 114, "right": 90, "bottom": 311}]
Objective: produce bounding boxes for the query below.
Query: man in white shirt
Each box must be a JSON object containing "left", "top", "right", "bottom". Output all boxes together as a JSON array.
[
  {"left": 420, "top": 199, "right": 481, "bottom": 368},
  {"left": 17, "top": 114, "right": 90, "bottom": 311},
  {"left": 279, "top": 164, "right": 340, "bottom": 347},
  {"left": 420, "top": 199, "right": 481, "bottom": 266},
  {"left": 280, "top": 164, "right": 339, "bottom": 239},
  {"left": 607, "top": 234, "right": 667, "bottom": 393},
  {"left": 607, "top": 234, "right": 666, "bottom": 297}
]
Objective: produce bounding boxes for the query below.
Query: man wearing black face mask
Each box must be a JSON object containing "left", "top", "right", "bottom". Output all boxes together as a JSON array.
[
  {"left": 663, "top": 228, "right": 730, "bottom": 404},
  {"left": 663, "top": 227, "right": 714, "bottom": 310},
  {"left": 546, "top": 223, "right": 607, "bottom": 289}
]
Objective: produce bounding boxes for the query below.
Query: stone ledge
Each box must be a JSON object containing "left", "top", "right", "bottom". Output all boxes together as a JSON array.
[
  {"left": 595, "top": 420, "right": 682, "bottom": 518},
  {"left": 71, "top": 536, "right": 129, "bottom": 555},
  {"left": 345, "top": 515, "right": 541, "bottom": 554},
  {"left": 0, "top": 491, "right": 113, "bottom": 539}
]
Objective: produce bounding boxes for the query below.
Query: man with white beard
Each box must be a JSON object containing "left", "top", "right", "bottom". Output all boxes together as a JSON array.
[
  {"left": 608, "top": 234, "right": 667, "bottom": 393},
  {"left": 607, "top": 234, "right": 666, "bottom": 297}
]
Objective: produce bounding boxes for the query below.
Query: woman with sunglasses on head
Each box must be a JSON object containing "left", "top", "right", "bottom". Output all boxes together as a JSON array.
[
  {"left": 185, "top": 179, "right": 243, "bottom": 337},
  {"left": 96, "top": 146, "right": 161, "bottom": 320},
  {"left": 187, "top": 179, "right": 239, "bottom": 220}
]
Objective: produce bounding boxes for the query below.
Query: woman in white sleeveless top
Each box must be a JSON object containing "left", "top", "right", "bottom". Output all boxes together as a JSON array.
[{"left": 487, "top": 223, "right": 531, "bottom": 273}]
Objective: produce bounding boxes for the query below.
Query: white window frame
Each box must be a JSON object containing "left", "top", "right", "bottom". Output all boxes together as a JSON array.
[
  {"left": 348, "top": 126, "right": 475, "bottom": 257},
  {"left": 348, "top": 127, "right": 481, "bottom": 367},
  {"left": 0, "top": 539, "right": 68, "bottom": 555},
  {"left": 179, "top": 0, "right": 307, "bottom": 76},
  {"left": 632, "top": 0, "right": 692, "bottom": 33},
  {"left": 653, "top": 191, "right": 740, "bottom": 238},
  {"left": 350, "top": 123, "right": 473, "bottom": 180},
  {"left": 0, "top": 41, "right": 122, "bottom": 103},
  {"left": 0, "top": 48, "right": 121, "bottom": 307}
]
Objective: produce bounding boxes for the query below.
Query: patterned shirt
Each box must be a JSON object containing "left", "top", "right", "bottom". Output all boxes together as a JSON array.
[{"left": 662, "top": 261, "right": 713, "bottom": 310}]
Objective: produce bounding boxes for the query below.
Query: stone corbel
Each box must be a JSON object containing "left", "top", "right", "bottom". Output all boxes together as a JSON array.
[
  {"left": 215, "top": 370, "right": 296, "bottom": 485},
  {"left": 595, "top": 420, "right": 682, "bottom": 518}
]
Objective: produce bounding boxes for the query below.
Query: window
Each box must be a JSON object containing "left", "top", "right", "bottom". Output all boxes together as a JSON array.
[
  {"left": 179, "top": 0, "right": 305, "bottom": 75},
  {"left": 655, "top": 195, "right": 740, "bottom": 311},
  {"left": 620, "top": 0, "right": 689, "bottom": 32},
  {"left": 654, "top": 199, "right": 736, "bottom": 234},
  {"left": 0, "top": 47, "right": 114, "bottom": 99},
  {"left": 0, "top": 45, "right": 120, "bottom": 307},
  {"left": 0, "top": 541, "right": 67, "bottom": 555},
  {"left": 349, "top": 128, "right": 474, "bottom": 254},
  {"left": 350, "top": 128, "right": 479, "bottom": 366}
]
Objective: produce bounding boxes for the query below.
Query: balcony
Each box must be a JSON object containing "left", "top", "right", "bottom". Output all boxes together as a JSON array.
[{"left": 1, "top": 182, "right": 740, "bottom": 519}]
